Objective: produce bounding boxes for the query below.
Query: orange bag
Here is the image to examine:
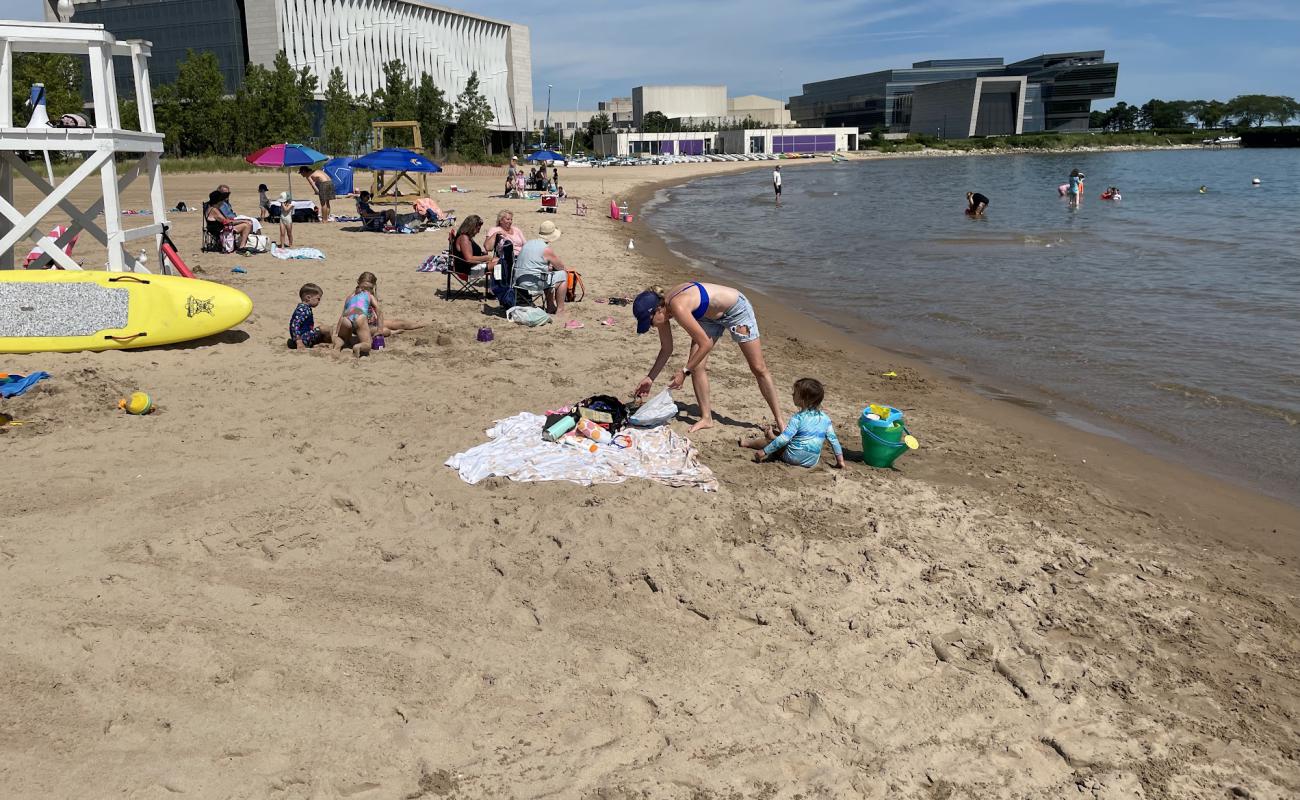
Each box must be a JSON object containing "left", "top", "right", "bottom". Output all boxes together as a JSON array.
[{"left": 565, "top": 271, "right": 585, "bottom": 303}]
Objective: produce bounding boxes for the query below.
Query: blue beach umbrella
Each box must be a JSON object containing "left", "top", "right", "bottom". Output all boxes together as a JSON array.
[
  {"left": 526, "top": 149, "right": 564, "bottom": 163},
  {"left": 350, "top": 148, "right": 442, "bottom": 173},
  {"left": 350, "top": 148, "right": 442, "bottom": 199}
]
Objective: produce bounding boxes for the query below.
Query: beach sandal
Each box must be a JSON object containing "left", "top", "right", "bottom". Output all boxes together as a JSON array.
[
  {"left": 600, "top": 316, "right": 616, "bottom": 326},
  {"left": 563, "top": 319, "right": 584, "bottom": 329}
]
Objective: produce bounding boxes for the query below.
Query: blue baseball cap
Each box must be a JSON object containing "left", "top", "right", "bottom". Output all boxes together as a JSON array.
[{"left": 632, "top": 290, "right": 660, "bottom": 334}]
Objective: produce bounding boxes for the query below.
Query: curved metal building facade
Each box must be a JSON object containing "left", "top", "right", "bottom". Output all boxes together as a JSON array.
[{"left": 55, "top": 0, "right": 533, "bottom": 132}]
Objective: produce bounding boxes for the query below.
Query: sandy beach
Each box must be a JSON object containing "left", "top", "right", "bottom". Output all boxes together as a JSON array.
[{"left": 2, "top": 160, "right": 1297, "bottom": 799}]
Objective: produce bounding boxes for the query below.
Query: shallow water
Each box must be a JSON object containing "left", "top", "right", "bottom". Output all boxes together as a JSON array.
[{"left": 645, "top": 149, "right": 1300, "bottom": 504}]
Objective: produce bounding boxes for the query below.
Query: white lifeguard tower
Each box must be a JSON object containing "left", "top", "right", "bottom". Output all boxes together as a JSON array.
[{"left": 0, "top": 17, "right": 168, "bottom": 272}]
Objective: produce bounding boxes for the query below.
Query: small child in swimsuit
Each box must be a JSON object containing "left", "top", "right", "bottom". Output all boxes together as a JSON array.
[
  {"left": 288, "top": 282, "right": 330, "bottom": 349},
  {"left": 333, "top": 272, "right": 425, "bottom": 356},
  {"left": 333, "top": 272, "right": 382, "bottom": 356},
  {"left": 740, "top": 378, "right": 844, "bottom": 468}
]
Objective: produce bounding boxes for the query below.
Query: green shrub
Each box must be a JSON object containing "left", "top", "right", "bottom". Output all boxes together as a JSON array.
[{"left": 1240, "top": 126, "right": 1300, "bottom": 147}]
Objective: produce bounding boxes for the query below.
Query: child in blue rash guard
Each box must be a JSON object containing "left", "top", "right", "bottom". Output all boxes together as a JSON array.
[
  {"left": 288, "top": 282, "right": 330, "bottom": 349},
  {"left": 739, "top": 378, "right": 845, "bottom": 468}
]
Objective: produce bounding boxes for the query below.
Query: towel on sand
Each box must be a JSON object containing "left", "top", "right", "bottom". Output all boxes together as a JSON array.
[
  {"left": 1, "top": 372, "right": 51, "bottom": 398},
  {"left": 446, "top": 412, "right": 717, "bottom": 491},
  {"left": 271, "top": 245, "right": 326, "bottom": 260}
]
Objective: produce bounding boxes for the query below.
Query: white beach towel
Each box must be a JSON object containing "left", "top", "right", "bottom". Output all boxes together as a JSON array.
[
  {"left": 271, "top": 245, "right": 326, "bottom": 260},
  {"left": 445, "top": 412, "right": 718, "bottom": 491}
]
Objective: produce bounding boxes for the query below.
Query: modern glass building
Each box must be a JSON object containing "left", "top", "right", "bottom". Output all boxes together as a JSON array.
[
  {"left": 789, "top": 51, "right": 1118, "bottom": 135},
  {"left": 68, "top": 0, "right": 248, "bottom": 92},
  {"left": 48, "top": 0, "right": 534, "bottom": 132}
]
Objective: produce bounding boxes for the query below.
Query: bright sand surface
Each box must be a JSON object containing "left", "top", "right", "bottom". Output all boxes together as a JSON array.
[{"left": 2, "top": 160, "right": 1298, "bottom": 799}]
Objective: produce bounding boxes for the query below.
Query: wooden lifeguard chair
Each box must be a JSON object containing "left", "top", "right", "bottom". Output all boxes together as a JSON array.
[
  {"left": 369, "top": 120, "right": 428, "bottom": 203},
  {"left": 0, "top": 19, "right": 169, "bottom": 272}
]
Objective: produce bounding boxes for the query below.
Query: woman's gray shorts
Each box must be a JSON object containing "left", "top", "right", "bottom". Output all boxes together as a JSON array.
[{"left": 700, "top": 292, "right": 760, "bottom": 343}]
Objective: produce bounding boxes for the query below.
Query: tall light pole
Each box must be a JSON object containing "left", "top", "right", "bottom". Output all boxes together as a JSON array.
[
  {"left": 544, "top": 84, "right": 553, "bottom": 147},
  {"left": 570, "top": 88, "right": 582, "bottom": 154}
]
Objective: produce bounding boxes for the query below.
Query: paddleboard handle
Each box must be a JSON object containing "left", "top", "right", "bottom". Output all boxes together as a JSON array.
[
  {"left": 108, "top": 275, "right": 150, "bottom": 284},
  {"left": 103, "top": 332, "right": 147, "bottom": 342}
]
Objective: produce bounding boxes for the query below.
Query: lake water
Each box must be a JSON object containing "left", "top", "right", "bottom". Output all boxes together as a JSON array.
[{"left": 644, "top": 149, "right": 1300, "bottom": 504}]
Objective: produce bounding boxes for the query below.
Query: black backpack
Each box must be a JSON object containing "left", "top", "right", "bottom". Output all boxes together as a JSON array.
[{"left": 575, "top": 394, "right": 629, "bottom": 432}]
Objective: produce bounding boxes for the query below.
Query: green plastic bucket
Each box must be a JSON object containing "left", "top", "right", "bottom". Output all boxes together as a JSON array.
[{"left": 859, "top": 405, "right": 913, "bottom": 468}]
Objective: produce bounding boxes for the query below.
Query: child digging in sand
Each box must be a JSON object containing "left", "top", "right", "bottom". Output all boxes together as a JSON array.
[
  {"left": 288, "top": 283, "right": 332, "bottom": 349},
  {"left": 332, "top": 272, "right": 424, "bottom": 356},
  {"left": 739, "top": 378, "right": 845, "bottom": 468}
]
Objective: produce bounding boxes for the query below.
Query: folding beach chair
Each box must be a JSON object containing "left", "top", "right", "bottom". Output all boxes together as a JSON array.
[
  {"left": 200, "top": 202, "right": 222, "bottom": 252},
  {"left": 443, "top": 231, "right": 488, "bottom": 300},
  {"left": 573, "top": 199, "right": 588, "bottom": 216},
  {"left": 23, "top": 225, "right": 80, "bottom": 268},
  {"left": 446, "top": 262, "right": 488, "bottom": 300},
  {"left": 511, "top": 269, "right": 556, "bottom": 310},
  {"left": 200, "top": 202, "right": 236, "bottom": 254}
]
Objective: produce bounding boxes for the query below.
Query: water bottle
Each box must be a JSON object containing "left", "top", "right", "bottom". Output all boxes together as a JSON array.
[{"left": 544, "top": 415, "right": 576, "bottom": 442}]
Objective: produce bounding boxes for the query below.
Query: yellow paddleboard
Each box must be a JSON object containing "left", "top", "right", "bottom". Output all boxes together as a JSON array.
[{"left": 0, "top": 271, "right": 252, "bottom": 353}]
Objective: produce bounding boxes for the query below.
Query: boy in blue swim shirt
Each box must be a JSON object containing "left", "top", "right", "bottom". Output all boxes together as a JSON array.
[
  {"left": 740, "top": 378, "right": 845, "bottom": 468},
  {"left": 288, "top": 282, "right": 331, "bottom": 349}
]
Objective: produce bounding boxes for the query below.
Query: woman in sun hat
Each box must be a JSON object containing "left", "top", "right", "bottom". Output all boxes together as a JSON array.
[
  {"left": 630, "top": 282, "right": 783, "bottom": 434},
  {"left": 514, "top": 220, "right": 570, "bottom": 315}
]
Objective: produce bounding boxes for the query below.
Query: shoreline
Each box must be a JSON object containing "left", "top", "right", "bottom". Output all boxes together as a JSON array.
[
  {"left": 620, "top": 160, "right": 1298, "bottom": 555},
  {"left": 3, "top": 167, "right": 1297, "bottom": 798},
  {"left": 634, "top": 168, "right": 1300, "bottom": 507}
]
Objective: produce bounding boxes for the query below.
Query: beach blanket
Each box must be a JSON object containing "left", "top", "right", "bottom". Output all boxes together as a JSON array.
[
  {"left": 271, "top": 245, "right": 326, "bottom": 260},
  {"left": 445, "top": 412, "right": 717, "bottom": 491},
  {"left": 1, "top": 372, "right": 51, "bottom": 398},
  {"left": 332, "top": 215, "right": 364, "bottom": 223}
]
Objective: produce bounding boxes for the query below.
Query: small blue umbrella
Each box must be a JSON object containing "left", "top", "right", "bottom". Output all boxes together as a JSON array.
[
  {"left": 350, "top": 148, "right": 442, "bottom": 173},
  {"left": 526, "top": 149, "right": 564, "bottom": 162}
]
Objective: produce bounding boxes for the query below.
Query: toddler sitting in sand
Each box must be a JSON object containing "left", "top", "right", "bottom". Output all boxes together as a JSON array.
[
  {"left": 332, "top": 272, "right": 425, "bottom": 357},
  {"left": 739, "top": 378, "right": 845, "bottom": 468},
  {"left": 288, "top": 282, "right": 331, "bottom": 349}
]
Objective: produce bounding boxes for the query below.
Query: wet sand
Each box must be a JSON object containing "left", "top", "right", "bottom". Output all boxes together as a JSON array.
[{"left": 1, "top": 162, "right": 1297, "bottom": 799}]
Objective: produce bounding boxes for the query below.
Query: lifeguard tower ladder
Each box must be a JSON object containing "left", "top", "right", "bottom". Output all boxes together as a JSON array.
[
  {"left": 369, "top": 120, "right": 427, "bottom": 203},
  {"left": 0, "top": 20, "right": 168, "bottom": 271}
]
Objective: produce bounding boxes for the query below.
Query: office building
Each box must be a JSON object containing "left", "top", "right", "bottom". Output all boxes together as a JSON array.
[
  {"left": 49, "top": 0, "right": 534, "bottom": 132},
  {"left": 599, "top": 97, "right": 633, "bottom": 129},
  {"left": 533, "top": 110, "right": 599, "bottom": 135},
  {"left": 727, "top": 95, "right": 791, "bottom": 127},
  {"left": 788, "top": 52, "right": 1117, "bottom": 136},
  {"left": 594, "top": 127, "right": 853, "bottom": 157},
  {"left": 632, "top": 85, "right": 726, "bottom": 127}
]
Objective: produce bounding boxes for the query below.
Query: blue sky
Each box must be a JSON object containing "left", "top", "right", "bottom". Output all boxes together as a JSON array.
[{"left": 4, "top": 0, "right": 1296, "bottom": 113}]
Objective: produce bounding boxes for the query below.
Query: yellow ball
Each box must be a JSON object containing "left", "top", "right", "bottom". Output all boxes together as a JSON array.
[{"left": 120, "top": 392, "right": 154, "bottom": 415}]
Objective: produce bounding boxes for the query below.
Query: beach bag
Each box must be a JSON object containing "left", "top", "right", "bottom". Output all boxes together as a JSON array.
[
  {"left": 245, "top": 233, "right": 270, "bottom": 253},
  {"left": 52, "top": 113, "right": 90, "bottom": 128},
  {"left": 628, "top": 390, "right": 678, "bottom": 427},
  {"left": 507, "top": 306, "right": 550, "bottom": 327},
  {"left": 576, "top": 394, "right": 629, "bottom": 432},
  {"left": 219, "top": 228, "right": 236, "bottom": 254},
  {"left": 565, "top": 270, "right": 585, "bottom": 303}
]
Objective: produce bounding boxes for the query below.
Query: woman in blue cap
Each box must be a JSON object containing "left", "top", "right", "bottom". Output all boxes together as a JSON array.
[{"left": 631, "top": 282, "right": 783, "bottom": 433}]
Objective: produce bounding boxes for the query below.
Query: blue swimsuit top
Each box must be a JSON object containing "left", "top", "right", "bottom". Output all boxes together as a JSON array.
[{"left": 670, "top": 282, "right": 710, "bottom": 320}]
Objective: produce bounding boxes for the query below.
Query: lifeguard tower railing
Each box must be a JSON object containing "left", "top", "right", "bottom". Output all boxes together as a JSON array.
[{"left": 0, "top": 20, "right": 167, "bottom": 271}]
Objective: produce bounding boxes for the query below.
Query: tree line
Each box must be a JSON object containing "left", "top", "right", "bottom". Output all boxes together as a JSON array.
[
  {"left": 1090, "top": 95, "right": 1299, "bottom": 131},
  {"left": 10, "top": 50, "right": 497, "bottom": 162}
]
